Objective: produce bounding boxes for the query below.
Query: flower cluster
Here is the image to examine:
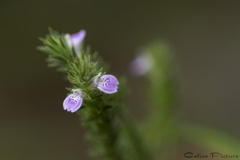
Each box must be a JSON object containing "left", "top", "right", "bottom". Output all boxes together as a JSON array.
[{"left": 63, "top": 31, "right": 119, "bottom": 113}]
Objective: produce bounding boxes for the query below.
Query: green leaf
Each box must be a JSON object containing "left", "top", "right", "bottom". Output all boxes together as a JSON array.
[
  {"left": 66, "top": 69, "right": 74, "bottom": 77},
  {"left": 184, "top": 124, "right": 240, "bottom": 153},
  {"left": 48, "top": 27, "right": 55, "bottom": 36}
]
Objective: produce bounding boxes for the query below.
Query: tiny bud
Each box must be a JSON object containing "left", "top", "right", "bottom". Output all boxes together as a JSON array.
[
  {"left": 65, "top": 30, "right": 86, "bottom": 56},
  {"left": 129, "top": 50, "right": 153, "bottom": 76}
]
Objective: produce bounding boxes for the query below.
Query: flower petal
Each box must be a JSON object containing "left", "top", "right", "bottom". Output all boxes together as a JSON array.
[
  {"left": 63, "top": 94, "right": 71, "bottom": 110},
  {"left": 70, "top": 30, "right": 86, "bottom": 48},
  {"left": 97, "top": 74, "right": 119, "bottom": 94},
  {"left": 71, "top": 96, "right": 83, "bottom": 113},
  {"left": 63, "top": 94, "right": 83, "bottom": 113}
]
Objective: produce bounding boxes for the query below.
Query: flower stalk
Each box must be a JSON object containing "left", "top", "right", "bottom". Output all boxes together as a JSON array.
[{"left": 37, "top": 28, "right": 150, "bottom": 160}]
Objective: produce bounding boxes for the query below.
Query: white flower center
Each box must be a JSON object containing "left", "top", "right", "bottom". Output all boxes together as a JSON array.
[
  {"left": 71, "top": 96, "right": 79, "bottom": 104},
  {"left": 100, "top": 77, "right": 109, "bottom": 86}
]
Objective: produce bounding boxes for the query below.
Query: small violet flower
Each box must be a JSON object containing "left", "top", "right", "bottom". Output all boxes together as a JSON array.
[
  {"left": 93, "top": 73, "right": 119, "bottom": 94},
  {"left": 63, "top": 89, "right": 83, "bottom": 113},
  {"left": 129, "top": 50, "right": 153, "bottom": 76},
  {"left": 65, "top": 30, "right": 86, "bottom": 56}
]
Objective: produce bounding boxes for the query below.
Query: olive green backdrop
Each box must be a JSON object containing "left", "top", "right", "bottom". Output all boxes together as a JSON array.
[{"left": 1, "top": 0, "right": 240, "bottom": 159}]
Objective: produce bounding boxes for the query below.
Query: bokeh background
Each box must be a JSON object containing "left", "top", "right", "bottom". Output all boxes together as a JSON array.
[{"left": 1, "top": 0, "right": 240, "bottom": 159}]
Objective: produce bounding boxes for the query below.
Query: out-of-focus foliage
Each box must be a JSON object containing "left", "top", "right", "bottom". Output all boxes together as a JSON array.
[{"left": 38, "top": 29, "right": 240, "bottom": 160}]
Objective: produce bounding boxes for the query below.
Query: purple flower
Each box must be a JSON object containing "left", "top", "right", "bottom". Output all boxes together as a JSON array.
[
  {"left": 63, "top": 89, "right": 83, "bottom": 113},
  {"left": 65, "top": 30, "right": 86, "bottom": 56},
  {"left": 129, "top": 51, "right": 153, "bottom": 76},
  {"left": 95, "top": 74, "right": 119, "bottom": 94}
]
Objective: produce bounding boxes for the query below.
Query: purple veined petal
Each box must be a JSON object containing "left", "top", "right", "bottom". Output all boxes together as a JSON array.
[
  {"left": 97, "top": 87, "right": 118, "bottom": 94},
  {"left": 97, "top": 74, "right": 119, "bottom": 94},
  {"left": 63, "top": 95, "right": 70, "bottom": 110},
  {"left": 63, "top": 94, "right": 83, "bottom": 113},
  {"left": 129, "top": 51, "right": 153, "bottom": 76}
]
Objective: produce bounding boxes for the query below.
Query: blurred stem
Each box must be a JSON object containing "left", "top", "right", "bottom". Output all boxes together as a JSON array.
[
  {"left": 141, "top": 42, "right": 180, "bottom": 160},
  {"left": 121, "top": 110, "right": 153, "bottom": 160},
  {"left": 147, "top": 42, "right": 179, "bottom": 114},
  {"left": 78, "top": 105, "right": 121, "bottom": 160}
]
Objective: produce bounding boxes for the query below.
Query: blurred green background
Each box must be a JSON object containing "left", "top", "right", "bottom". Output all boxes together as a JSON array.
[{"left": 1, "top": 0, "right": 240, "bottom": 159}]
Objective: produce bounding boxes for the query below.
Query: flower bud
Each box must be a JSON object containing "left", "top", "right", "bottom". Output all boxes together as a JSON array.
[
  {"left": 65, "top": 30, "right": 86, "bottom": 56},
  {"left": 129, "top": 50, "right": 153, "bottom": 76}
]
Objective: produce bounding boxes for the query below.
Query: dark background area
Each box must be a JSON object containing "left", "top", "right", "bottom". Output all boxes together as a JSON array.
[{"left": 1, "top": 0, "right": 240, "bottom": 159}]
